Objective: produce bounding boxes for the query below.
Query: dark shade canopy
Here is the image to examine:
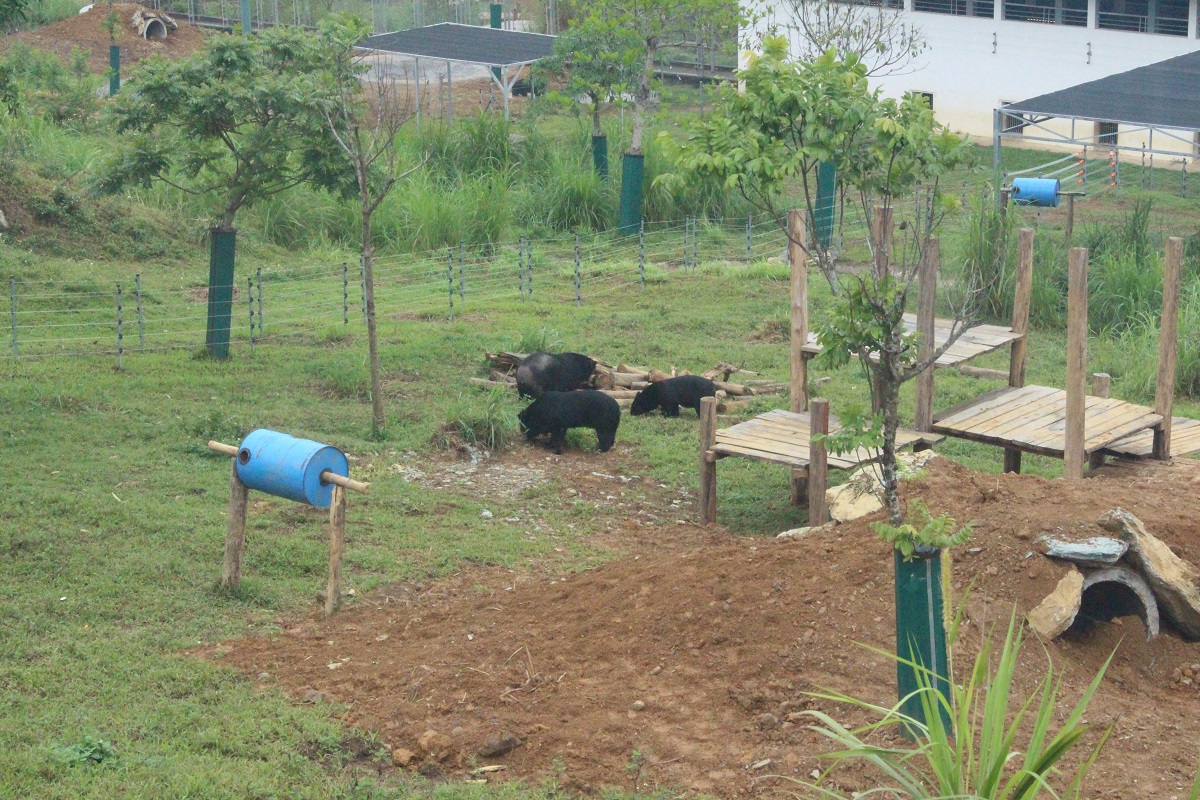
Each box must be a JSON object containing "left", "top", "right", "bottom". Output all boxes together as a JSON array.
[
  {"left": 359, "top": 23, "right": 556, "bottom": 68},
  {"left": 1002, "top": 49, "right": 1200, "bottom": 131}
]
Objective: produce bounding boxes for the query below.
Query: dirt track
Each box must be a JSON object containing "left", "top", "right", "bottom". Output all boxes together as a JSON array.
[{"left": 209, "top": 452, "right": 1200, "bottom": 797}]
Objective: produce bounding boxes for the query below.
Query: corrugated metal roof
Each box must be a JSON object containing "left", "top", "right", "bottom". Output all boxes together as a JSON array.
[
  {"left": 1002, "top": 49, "right": 1200, "bottom": 131},
  {"left": 358, "top": 23, "right": 556, "bottom": 67}
]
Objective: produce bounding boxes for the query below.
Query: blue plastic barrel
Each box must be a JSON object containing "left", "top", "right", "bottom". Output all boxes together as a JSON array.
[
  {"left": 1011, "top": 177, "right": 1061, "bottom": 207},
  {"left": 235, "top": 429, "right": 349, "bottom": 508}
]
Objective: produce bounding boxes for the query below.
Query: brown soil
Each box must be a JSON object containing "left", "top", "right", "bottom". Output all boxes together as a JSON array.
[
  {"left": 8, "top": 4, "right": 210, "bottom": 74},
  {"left": 207, "top": 453, "right": 1200, "bottom": 797}
]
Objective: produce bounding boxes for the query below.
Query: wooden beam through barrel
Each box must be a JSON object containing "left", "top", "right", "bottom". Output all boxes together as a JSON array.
[{"left": 207, "top": 439, "right": 369, "bottom": 617}]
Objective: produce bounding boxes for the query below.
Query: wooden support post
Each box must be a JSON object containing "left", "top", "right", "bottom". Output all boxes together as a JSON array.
[
  {"left": 1153, "top": 237, "right": 1182, "bottom": 461},
  {"left": 324, "top": 485, "right": 347, "bottom": 618},
  {"left": 789, "top": 208, "right": 808, "bottom": 414},
  {"left": 1004, "top": 227, "right": 1035, "bottom": 474},
  {"left": 699, "top": 396, "right": 718, "bottom": 525},
  {"left": 914, "top": 237, "right": 938, "bottom": 434},
  {"left": 1064, "top": 247, "right": 1089, "bottom": 480},
  {"left": 220, "top": 460, "right": 249, "bottom": 590},
  {"left": 808, "top": 398, "right": 829, "bottom": 525},
  {"left": 1089, "top": 372, "right": 1111, "bottom": 470},
  {"left": 790, "top": 466, "right": 809, "bottom": 506}
]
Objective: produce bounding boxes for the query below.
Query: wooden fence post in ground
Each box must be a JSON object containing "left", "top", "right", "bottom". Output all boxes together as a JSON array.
[
  {"left": 808, "top": 398, "right": 829, "bottom": 525},
  {"left": 1004, "top": 227, "right": 1035, "bottom": 474},
  {"left": 1154, "top": 237, "right": 1182, "bottom": 460},
  {"left": 789, "top": 208, "right": 810, "bottom": 506},
  {"left": 699, "top": 396, "right": 718, "bottom": 525},
  {"left": 914, "top": 238, "right": 938, "bottom": 435},
  {"left": 1089, "top": 372, "right": 1111, "bottom": 470},
  {"left": 1064, "top": 247, "right": 1089, "bottom": 479},
  {"left": 220, "top": 458, "right": 249, "bottom": 590},
  {"left": 325, "top": 485, "right": 347, "bottom": 618}
]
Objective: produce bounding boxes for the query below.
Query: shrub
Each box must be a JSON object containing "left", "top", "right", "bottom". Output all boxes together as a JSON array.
[{"left": 435, "top": 388, "right": 518, "bottom": 451}]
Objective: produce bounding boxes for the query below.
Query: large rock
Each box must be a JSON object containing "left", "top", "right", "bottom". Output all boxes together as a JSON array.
[
  {"left": 1026, "top": 567, "right": 1083, "bottom": 640},
  {"left": 1039, "top": 536, "right": 1128, "bottom": 568},
  {"left": 825, "top": 451, "right": 940, "bottom": 523},
  {"left": 1080, "top": 566, "right": 1160, "bottom": 639},
  {"left": 1098, "top": 508, "right": 1200, "bottom": 640}
]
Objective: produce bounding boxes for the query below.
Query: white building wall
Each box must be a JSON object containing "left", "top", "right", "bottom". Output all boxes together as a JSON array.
[{"left": 750, "top": 1, "right": 1200, "bottom": 156}]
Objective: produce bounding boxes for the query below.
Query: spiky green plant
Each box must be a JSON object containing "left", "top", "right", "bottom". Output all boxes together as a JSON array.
[{"left": 797, "top": 612, "right": 1114, "bottom": 800}]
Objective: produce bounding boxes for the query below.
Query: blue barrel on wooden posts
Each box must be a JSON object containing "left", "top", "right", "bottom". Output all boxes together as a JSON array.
[
  {"left": 1011, "top": 177, "right": 1061, "bottom": 207},
  {"left": 235, "top": 429, "right": 349, "bottom": 508}
]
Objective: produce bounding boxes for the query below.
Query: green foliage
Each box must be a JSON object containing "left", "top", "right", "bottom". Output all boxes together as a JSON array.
[
  {"left": 957, "top": 191, "right": 1014, "bottom": 320},
  {"left": 0, "top": 63, "right": 18, "bottom": 116},
  {"left": 436, "top": 388, "right": 519, "bottom": 451},
  {"left": 800, "top": 612, "right": 1113, "bottom": 799},
  {"left": 51, "top": 736, "right": 119, "bottom": 768},
  {"left": 0, "top": 0, "right": 28, "bottom": 31},
  {"left": 0, "top": 42, "right": 99, "bottom": 125},
  {"left": 535, "top": 16, "right": 641, "bottom": 135},
  {"left": 872, "top": 499, "right": 972, "bottom": 560},
  {"left": 513, "top": 326, "right": 563, "bottom": 353}
]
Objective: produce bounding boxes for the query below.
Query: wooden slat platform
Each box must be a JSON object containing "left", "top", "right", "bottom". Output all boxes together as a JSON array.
[
  {"left": 801, "top": 314, "right": 1022, "bottom": 368},
  {"left": 931, "top": 385, "right": 1163, "bottom": 458},
  {"left": 710, "top": 408, "right": 943, "bottom": 470},
  {"left": 1101, "top": 417, "right": 1200, "bottom": 458}
]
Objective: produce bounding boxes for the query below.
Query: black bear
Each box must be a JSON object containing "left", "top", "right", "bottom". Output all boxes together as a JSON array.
[
  {"left": 515, "top": 351, "right": 597, "bottom": 398},
  {"left": 518, "top": 390, "right": 620, "bottom": 454},
  {"left": 630, "top": 375, "right": 717, "bottom": 417}
]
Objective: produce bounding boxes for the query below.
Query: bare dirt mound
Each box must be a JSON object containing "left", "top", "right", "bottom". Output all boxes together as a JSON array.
[
  {"left": 208, "top": 456, "right": 1200, "bottom": 797},
  {"left": 9, "top": 4, "right": 209, "bottom": 74}
]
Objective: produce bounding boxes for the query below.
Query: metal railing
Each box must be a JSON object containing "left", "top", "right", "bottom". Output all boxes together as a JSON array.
[
  {"left": 1097, "top": 9, "right": 1189, "bottom": 35},
  {"left": 1002, "top": 0, "right": 1088, "bottom": 25}
]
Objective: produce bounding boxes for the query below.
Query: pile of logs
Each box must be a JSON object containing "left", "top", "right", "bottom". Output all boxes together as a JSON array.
[{"left": 472, "top": 352, "right": 786, "bottom": 411}]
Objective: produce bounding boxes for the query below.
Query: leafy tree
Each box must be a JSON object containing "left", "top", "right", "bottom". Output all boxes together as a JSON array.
[
  {"left": 315, "top": 14, "right": 421, "bottom": 437},
  {"left": 663, "top": 38, "right": 975, "bottom": 526},
  {"left": 0, "top": 0, "right": 28, "bottom": 33},
  {"left": 771, "top": 0, "right": 926, "bottom": 77},
  {"left": 0, "top": 64, "right": 17, "bottom": 115},
  {"left": 536, "top": 17, "right": 641, "bottom": 141}
]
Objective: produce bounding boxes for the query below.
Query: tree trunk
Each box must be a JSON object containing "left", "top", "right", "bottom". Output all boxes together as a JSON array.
[
  {"left": 592, "top": 97, "right": 602, "bottom": 138},
  {"left": 362, "top": 204, "right": 385, "bottom": 437},
  {"left": 878, "top": 334, "right": 903, "bottom": 527},
  {"left": 631, "top": 44, "right": 655, "bottom": 155}
]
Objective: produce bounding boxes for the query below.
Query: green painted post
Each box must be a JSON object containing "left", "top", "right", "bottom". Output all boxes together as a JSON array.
[
  {"left": 815, "top": 162, "right": 836, "bottom": 249},
  {"left": 109, "top": 45, "right": 120, "bottom": 96},
  {"left": 592, "top": 134, "right": 608, "bottom": 180},
  {"left": 894, "top": 546, "right": 952, "bottom": 740},
  {"left": 240, "top": 0, "right": 252, "bottom": 36},
  {"left": 618, "top": 153, "right": 645, "bottom": 234},
  {"left": 490, "top": 4, "right": 502, "bottom": 82},
  {"left": 205, "top": 228, "right": 237, "bottom": 360}
]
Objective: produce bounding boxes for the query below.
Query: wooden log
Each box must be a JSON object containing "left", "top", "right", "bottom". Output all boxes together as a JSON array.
[
  {"left": 208, "top": 440, "right": 240, "bottom": 458},
  {"left": 647, "top": 369, "right": 670, "bottom": 383},
  {"left": 718, "top": 399, "right": 748, "bottom": 413},
  {"left": 619, "top": 364, "right": 652, "bottom": 377},
  {"left": 320, "top": 470, "right": 370, "bottom": 494},
  {"left": 600, "top": 389, "right": 640, "bottom": 399},
  {"left": 914, "top": 237, "right": 938, "bottom": 433},
  {"left": 324, "top": 485, "right": 347, "bottom": 617},
  {"left": 1089, "top": 373, "right": 1111, "bottom": 470},
  {"left": 1154, "top": 237, "right": 1182, "bottom": 461},
  {"left": 1005, "top": 227, "right": 1036, "bottom": 475},
  {"left": 713, "top": 380, "right": 751, "bottom": 396},
  {"left": 1064, "top": 247, "right": 1089, "bottom": 480},
  {"left": 219, "top": 459, "right": 249, "bottom": 590},
  {"left": 789, "top": 466, "right": 808, "bottom": 506},
  {"left": 489, "top": 368, "right": 517, "bottom": 383},
  {"left": 789, "top": 208, "right": 809, "bottom": 413},
  {"left": 610, "top": 372, "right": 649, "bottom": 388},
  {"left": 958, "top": 366, "right": 1010, "bottom": 380},
  {"left": 699, "top": 397, "right": 718, "bottom": 524},
  {"left": 808, "top": 398, "right": 830, "bottom": 523},
  {"left": 591, "top": 368, "right": 615, "bottom": 390}
]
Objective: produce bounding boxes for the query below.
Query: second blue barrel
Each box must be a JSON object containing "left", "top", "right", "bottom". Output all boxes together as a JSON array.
[
  {"left": 1011, "top": 177, "right": 1061, "bottom": 207},
  {"left": 235, "top": 429, "right": 349, "bottom": 508}
]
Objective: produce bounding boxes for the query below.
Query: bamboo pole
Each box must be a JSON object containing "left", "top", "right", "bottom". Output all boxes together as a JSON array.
[
  {"left": 219, "top": 459, "right": 249, "bottom": 590},
  {"left": 699, "top": 396, "right": 717, "bottom": 525},
  {"left": 1064, "top": 247, "right": 1089, "bottom": 480},
  {"left": 914, "top": 238, "right": 938, "bottom": 433},
  {"left": 1004, "top": 227, "right": 1035, "bottom": 474},
  {"left": 1088, "top": 373, "right": 1111, "bottom": 470},
  {"left": 1153, "top": 237, "right": 1182, "bottom": 460},
  {"left": 324, "top": 485, "right": 347, "bottom": 617},
  {"left": 808, "top": 398, "right": 829, "bottom": 524},
  {"left": 789, "top": 208, "right": 808, "bottom": 414}
]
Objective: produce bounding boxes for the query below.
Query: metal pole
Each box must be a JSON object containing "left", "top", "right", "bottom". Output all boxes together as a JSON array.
[
  {"left": 525, "top": 239, "right": 532, "bottom": 298},
  {"left": 115, "top": 283, "right": 124, "bottom": 370},
  {"left": 135, "top": 273, "right": 145, "bottom": 350},
  {"left": 256, "top": 267, "right": 263, "bottom": 336},
  {"left": 448, "top": 249, "right": 455, "bottom": 321},
  {"left": 342, "top": 262, "right": 349, "bottom": 325},
  {"left": 638, "top": 219, "right": 646, "bottom": 289},
  {"left": 992, "top": 108, "right": 1003, "bottom": 208},
  {"left": 574, "top": 233, "right": 581, "bottom": 305},
  {"left": 458, "top": 243, "right": 465, "bottom": 301},
  {"left": 518, "top": 237, "right": 525, "bottom": 298},
  {"left": 447, "top": 60, "right": 453, "bottom": 126},
  {"left": 8, "top": 277, "right": 15, "bottom": 358},
  {"left": 746, "top": 214, "right": 752, "bottom": 259},
  {"left": 248, "top": 276, "right": 255, "bottom": 350}
]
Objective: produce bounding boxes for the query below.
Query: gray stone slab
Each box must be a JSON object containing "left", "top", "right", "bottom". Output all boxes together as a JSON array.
[{"left": 1039, "top": 536, "right": 1128, "bottom": 568}]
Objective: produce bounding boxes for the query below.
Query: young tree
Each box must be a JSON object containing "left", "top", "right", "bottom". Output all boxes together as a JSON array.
[
  {"left": 103, "top": 27, "right": 343, "bottom": 358},
  {"left": 663, "top": 38, "right": 975, "bottom": 526},
  {"left": 536, "top": 16, "right": 642, "bottom": 178},
  {"left": 773, "top": 0, "right": 926, "bottom": 77},
  {"left": 0, "top": 0, "right": 28, "bottom": 33},
  {"left": 316, "top": 15, "right": 421, "bottom": 437}
]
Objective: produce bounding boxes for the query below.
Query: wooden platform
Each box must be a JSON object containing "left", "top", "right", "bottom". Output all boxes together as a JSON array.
[
  {"left": 710, "top": 408, "right": 943, "bottom": 470},
  {"left": 931, "top": 385, "right": 1163, "bottom": 457},
  {"left": 801, "top": 314, "right": 1023, "bottom": 368},
  {"left": 1102, "top": 417, "right": 1200, "bottom": 458}
]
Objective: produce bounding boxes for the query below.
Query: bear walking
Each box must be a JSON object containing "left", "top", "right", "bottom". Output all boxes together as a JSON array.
[
  {"left": 518, "top": 390, "right": 620, "bottom": 454},
  {"left": 630, "top": 375, "right": 717, "bottom": 417}
]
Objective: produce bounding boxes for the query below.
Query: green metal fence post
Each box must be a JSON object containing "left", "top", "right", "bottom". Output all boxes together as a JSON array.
[
  {"left": 618, "top": 153, "right": 645, "bottom": 234},
  {"left": 205, "top": 228, "right": 236, "bottom": 360},
  {"left": 135, "top": 273, "right": 144, "bottom": 349},
  {"left": 894, "top": 546, "right": 952, "bottom": 740},
  {"left": 592, "top": 134, "right": 608, "bottom": 180},
  {"left": 115, "top": 283, "right": 123, "bottom": 369},
  {"left": 8, "top": 277, "right": 15, "bottom": 358},
  {"left": 109, "top": 44, "right": 120, "bottom": 96}
]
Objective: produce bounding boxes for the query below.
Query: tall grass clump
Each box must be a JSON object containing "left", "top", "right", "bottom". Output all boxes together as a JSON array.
[
  {"left": 521, "top": 151, "right": 616, "bottom": 233},
  {"left": 797, "top": 611, "right": 1113, "bottom": 800},
  {"left": 642, "top": 136, "right": 749, "bottom": 223},
  {"left": 1095, "top": 283, "right": 1200, "bottom": 400},
  {"left": 435, "top": 388, "right": 519, "bottom": 451},
  {"left": 955, "top": 193, "right": 1014, "bottom": 321}
]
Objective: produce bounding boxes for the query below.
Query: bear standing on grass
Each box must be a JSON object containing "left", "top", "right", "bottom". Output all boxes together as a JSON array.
[
  {"left": 630, "top": 375, "right": 717, "bottom": 417},
  {"left": 518, "top": 391, "right": 620, "bottom": 454},
  {"left": 515, "top": 352, "right": 597, "bottom": 398}
]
